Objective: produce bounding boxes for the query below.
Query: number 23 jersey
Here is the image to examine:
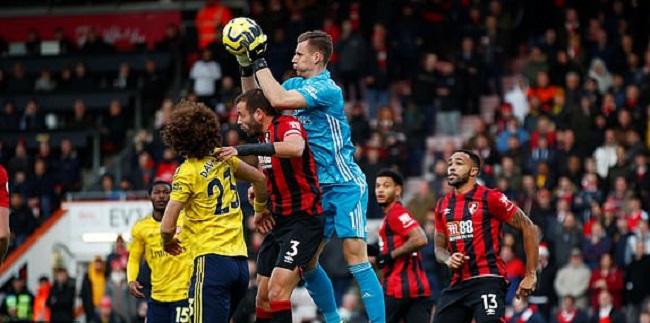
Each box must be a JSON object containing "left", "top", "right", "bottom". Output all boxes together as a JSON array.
[
  {"left": 434, "top": 184, "right": 517, "bottom": 285},
  {"left": 170, "top": 156, "right": 246, "bottom": 258}
]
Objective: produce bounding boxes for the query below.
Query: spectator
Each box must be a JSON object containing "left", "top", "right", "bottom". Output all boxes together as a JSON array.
[
  {"left": 7, "top": 143, "right": 31, "bottom": 178},
  {"left": 131, "top": 151, "right": 155, "bottom": 191},
  {"left": 69, "top": 62, "right": 97, "bottom": 91},
  {"left": 554, "top": 211, "right": 583, "bottom": 268},
  {"left": 33, "top": 276, "right": 51, "bottom": 322},
  {"left": 0, "top": 101, "right": 20, "bottom": 131},
  {"left": 154, "top": 147, "right": 179, "bottom": 183},
  {"left": 105, "top": 235, "right": 128, "bottom": 277},
  {"left": 434, "top": 62, "right": 462, "bottom": 135},
  {"left": 140, "top": 59, "right": 167, "bottom": 120},
  {"left": 338, "top": 291, "right": 365, "bottom": 323},
  {"left": 7, "top": 63, "right": 32, "bottom": 93},
  {"left": 530, "top": 244, "right": 557, "bottom": 321},
  {"left": 551, "top": 295, "right": 589, "bottom": 323},
  {"left": 100, "top": 174, "right": 120, "bottom": 200},
  {"left": 54, "top": 139, "right": 81, "bottom": 193},
  {"left": 625, "top": 240, "right": 650, "bottom": 319},
  {"left": 588, "top": 58, "right": 613, "bottom": 95},
  {"left": 19, "top": 99, "right": 46, "bottom": 131},
  {"left": 53, "top": 28, "right": 75, "bottom": 55},
  {"left": 505, "top": 77, "right": 531, "bottom": 124},
  {"left": 112, "top": 63, "right": 137, "bottom": 90},
  {"left": 411, "top": 53, "right": 438, "bottom": 135},
  {"left": 582, "top": 222, "right": 612, "bottom": 270},
  {"left": 522, "top": 47, "right": 549, "bottom": 86},
  {"left": 336, "top": 20, "right": 366, "bottom": 101},
  {"left": 47, "top": 267, "right": 75, "bottom": 323},
  {"left": 626, "top": 220, "right": 650, "bottom": 266},
  {"left": 195, "top": 0, "right": 232, "bottom": 49},
  {"left": 80, "top": 28, "right": 113, "bottom": 54},
  {"left": 589, "top": 290, "right": 626, "bottom": 323},
  {"left": 588, "top": 253, "right": 624, "bottom": 310},
  {"left": 348, "top": 103, "right": 371, "bottom": 146},
  {"left": 34, "top": 69, "right": 56, "bottom": 92},
  {"left": 189, "top": 48, "right": 222, "bottom": 106},
  {"left": 508, "top": 297, "right": 546, "bottom": 323},
  {"left": 501, "top": 245, "right": 525, "bottom": 306},
  {"left": 0, "top": 274, "right": 34, "bottom": 322},
  {"left": 81, "top": 257, "right": 106, "bottom": 322},
  {"left": 105, "top": 261, "right": 136, "bottom": 322},
  {"left": 363, "top": 24, "right": 390, "bottom": 121},
  {"left": 90, "top": 296, "right": 125, "bottom": 323},
  {"left": 26, "top": 158, "right": 59, "bottom": 220},
  {"left": 66, "top": 99, "right": 94, "bottom": 131},
  {"left": 554, "top": 248, "right": 592, "bottom": 310},
  {"left": 8, "top": 192, "right": 37, "bottom": 249},
  {"left": 100, "top": 100, "right": 128, "bottom": 154}
]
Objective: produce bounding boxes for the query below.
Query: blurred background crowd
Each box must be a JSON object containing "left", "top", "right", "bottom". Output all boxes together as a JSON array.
[{"left": 1, "top": 0, "right": 650, "bottom": 322}]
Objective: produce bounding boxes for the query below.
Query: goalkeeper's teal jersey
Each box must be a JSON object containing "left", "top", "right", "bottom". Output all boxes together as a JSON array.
[{"left": 282, "top": 70, "right": 365, "bottom": 184}]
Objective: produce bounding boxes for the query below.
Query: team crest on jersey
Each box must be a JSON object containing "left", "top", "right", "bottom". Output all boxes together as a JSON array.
[{"left": 468, "top": 202, "right": 479, "bottom": 215}]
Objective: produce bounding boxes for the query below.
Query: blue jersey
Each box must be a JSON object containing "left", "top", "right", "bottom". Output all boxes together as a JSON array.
[{"left": 282, "top": 70, "right": 365, "bottom": 184}]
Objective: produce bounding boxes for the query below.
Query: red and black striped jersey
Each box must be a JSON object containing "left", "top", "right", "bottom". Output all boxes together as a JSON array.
[
  {"left": 259, "top": 115, "right": 323, "bottom": 217},
  {"left": 434, "top": 184, "right": 516, "bottom": 285},
  {"left": 0, "top": 165, "right": 8, "bottom": 208},
  {"left": 378, "top": 202, "right": 431, "bottom": 298}
]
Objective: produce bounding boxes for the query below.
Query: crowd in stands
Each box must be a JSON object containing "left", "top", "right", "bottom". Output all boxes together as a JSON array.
[{"left": 2, "top": 0, "right": 650, "bottom": 322}]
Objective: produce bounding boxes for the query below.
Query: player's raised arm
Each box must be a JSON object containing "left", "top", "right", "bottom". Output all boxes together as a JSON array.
[
  {"left": 255, "top": 69, "right": 307, "bottom": 109},
  {"left": 505, "top": 207, "right": 539, "bottom": 298}
]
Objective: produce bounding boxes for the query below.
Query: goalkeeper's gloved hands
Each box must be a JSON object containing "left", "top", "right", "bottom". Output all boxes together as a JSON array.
[
  {"left": 376, "top": 253, "right": 394, "bottom": 269},
  {"left": 241, "top": 24, "right": 267, "bottom": 62},
  {"left": 236, "top": 54, "right": 252, "bottom": 67}
]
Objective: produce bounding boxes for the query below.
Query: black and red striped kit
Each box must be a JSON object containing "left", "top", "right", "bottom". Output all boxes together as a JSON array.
[
  {"left": 259, "top": 115, "right": 322, "bottom": 217},
  {"left": 378, "top": 202, "right": 431, "bottom": 298},
  {"left": 434, "top": 184, "right": 517, "bottom": 285}
]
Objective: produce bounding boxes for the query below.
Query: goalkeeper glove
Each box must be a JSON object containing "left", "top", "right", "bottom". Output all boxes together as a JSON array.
[
  {"left": 236, "top": 54, "right": 252, "bottom": 67},
  {"left": 241, "top": 24, "right": 267, "bottom": 62},
  {"left": 376, "top": 253, "right": 394, "bottom": 269}
]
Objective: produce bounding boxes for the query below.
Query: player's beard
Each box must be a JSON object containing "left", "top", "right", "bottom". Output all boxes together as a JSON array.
[
  {"left": 377, "top": 194, "right": 395, "bottom": 208},
  {"left": 243, "top": 120, "right": 264, "bottom": 137},
  {"left": 448, "top": 171, "right": 470, "bottom": 188}
]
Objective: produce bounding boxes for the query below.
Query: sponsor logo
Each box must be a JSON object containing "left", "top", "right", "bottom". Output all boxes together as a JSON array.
[{"left": 446, "top": 220, "right": 474, "bottom": 241}]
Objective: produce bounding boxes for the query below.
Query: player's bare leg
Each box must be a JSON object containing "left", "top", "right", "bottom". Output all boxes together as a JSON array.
[
  {"left": 267, "top": 267, "right": 302, "bottom": 323},
  {"left": 255, "top": 275, "right": 272, "bottom": 323}
]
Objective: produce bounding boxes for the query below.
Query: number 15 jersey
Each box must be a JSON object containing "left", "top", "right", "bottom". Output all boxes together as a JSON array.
[{"left": 171, "top": 156, "right": 247, "bottom": 258}]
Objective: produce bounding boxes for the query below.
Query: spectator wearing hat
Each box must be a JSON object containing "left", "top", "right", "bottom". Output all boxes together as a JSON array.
[
  {"left": 90, "top": 296, "right": 125, "bottom": 323},
  {"left": 554, "top": 248, "right": 592, "bottom": 310},
  {"left": 0, "top": 273, "right": 34, "bottom": 322},
  {"left": 529, "top": 243, "right": 557, "bottom": 321}
]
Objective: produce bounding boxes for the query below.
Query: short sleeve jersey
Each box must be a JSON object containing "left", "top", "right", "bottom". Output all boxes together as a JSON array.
[
  {"left": 434, "top": 184, "right": 517, "bottom": 285},
  {"left": 170, "top": 157, "right": 247, "bottom": 258}
]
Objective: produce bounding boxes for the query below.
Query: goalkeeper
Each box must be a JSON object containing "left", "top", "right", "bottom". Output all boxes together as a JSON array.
[{"left": 230, "top": 24, "right": 386, "bottom": 323}]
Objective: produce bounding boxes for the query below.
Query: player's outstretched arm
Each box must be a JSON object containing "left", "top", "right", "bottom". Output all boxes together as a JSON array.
[
  {"left": 506, "top": 208, "right": 539, "bottom": 299},
  {"left": 233, "top": 161, "right": 268, "bottom": 206},
  {"left": 215, "top": 135, "right": 305, "bottom": 160}
]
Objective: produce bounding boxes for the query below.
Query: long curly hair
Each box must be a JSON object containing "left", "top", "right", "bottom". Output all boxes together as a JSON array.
[{"left": 161, "top": 100, "right": 222, "bottom": 159}]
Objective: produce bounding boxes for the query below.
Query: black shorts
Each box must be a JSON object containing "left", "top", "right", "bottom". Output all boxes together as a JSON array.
[
  {"left": 432, "top": 276, "right": 508, "bottom": 323},
  {"left": 385, "top": 296, "right": 434, "bottom": 323},
  {"left": 257, "top": 214, "right": 324, "bottom": 277}
]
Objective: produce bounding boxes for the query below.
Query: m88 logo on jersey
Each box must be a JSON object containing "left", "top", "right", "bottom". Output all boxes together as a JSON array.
[{"left": 447, "top": 220, "right": 474, "bottom": 241}]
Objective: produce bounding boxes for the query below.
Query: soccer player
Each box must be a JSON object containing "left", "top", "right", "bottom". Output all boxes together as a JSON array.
[
  {"left": 373, "top": 169, "right": 433, "bottom": 323},
  {"left": 0, "top": 164, "right": 9, "bottom": 263},
  {"left": 128, "top": 180, "right": 191, "bottom": 322},
  {"left": 234, "top": 26, "right": 385, "bottom": 322},
  {"left": 216, "top": 88, "right": 325, "bottom": 323},
  {"left": 160, "top": 100, "right": 269, "bottom": 323},
  {"left": 432, "top": 149, "right": 539, "bottom": 323}
]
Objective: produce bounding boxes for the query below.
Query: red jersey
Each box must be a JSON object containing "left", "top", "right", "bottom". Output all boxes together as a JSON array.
[
  {"left": 0, "top": 165, "right": 8, "bottom": 208},
  {"left": 378, "top": 202, "right": 431, "bottom": 298},
  {"left": 434, "top": 184, "right": 517, "bottom": 285},
  {"left": 259, "top": 115, "right": 322, "bottom": 217}
]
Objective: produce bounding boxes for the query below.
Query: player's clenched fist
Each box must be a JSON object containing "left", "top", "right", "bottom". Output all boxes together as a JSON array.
[{"left": 445, "top": 252, "right": 470, "bottom": 269}]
